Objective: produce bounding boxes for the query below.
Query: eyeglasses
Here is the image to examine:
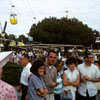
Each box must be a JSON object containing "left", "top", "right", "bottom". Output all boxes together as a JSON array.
[
  {"left": 87, "top": 57, "right": 94, "bottom": 58},
  {"left": 49, "top": 56, "right": 56, "bottom": 59}
]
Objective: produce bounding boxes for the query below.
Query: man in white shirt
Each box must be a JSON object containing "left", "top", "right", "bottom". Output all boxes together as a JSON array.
[
  {"left": 77, "top": 52, "right": 100, "bottom": 100},
  {"left": 19, "top": 54, "right": 32, "bottom": 100}
]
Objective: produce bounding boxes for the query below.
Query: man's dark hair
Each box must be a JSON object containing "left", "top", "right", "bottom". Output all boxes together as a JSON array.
[
  {"left": 30, "top": 60, "right": 45, "bottom": 76},
  {"left": 84, "top": 52, "right": 93, "bottom": 58},
  {"left": 47, "top": 50, "right": 56, "bottom": 56},
  {"left": 22, "top": 54, "right": 29, "bottom": 60}
]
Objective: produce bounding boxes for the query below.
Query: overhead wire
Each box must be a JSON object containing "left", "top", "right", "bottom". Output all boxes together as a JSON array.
[
  {"left": 26, "top": 0, "right": 35, "bottom": 17},
  {"left": 17, "top": 0, "right": 36, "bottom": 28},
  {"left": 20, "top": 0, "right": 34, "bottom": 20},
  {"left": 26, "top": 0, "right": 37, "bottom": 24}
]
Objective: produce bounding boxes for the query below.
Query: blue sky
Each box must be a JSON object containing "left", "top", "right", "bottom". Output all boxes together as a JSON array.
[{"left": 0, "top": 0, "right": 100, "bottom": 37}]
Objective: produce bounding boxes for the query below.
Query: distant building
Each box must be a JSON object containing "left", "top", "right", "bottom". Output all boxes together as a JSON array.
[{"left": 95, "top": 37, "right": 100, "bottom": 43}]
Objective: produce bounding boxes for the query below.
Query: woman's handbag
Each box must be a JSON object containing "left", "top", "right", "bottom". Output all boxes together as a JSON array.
[{"left": 60, "top": 90, "right": 73, "bottom": 100}]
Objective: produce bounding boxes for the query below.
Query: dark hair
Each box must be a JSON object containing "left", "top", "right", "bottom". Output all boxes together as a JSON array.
[
  {"left": 94, "top": 61, "right": 100, "bottom": 65},
  {"left": 84, "top": 52, "right": 93, "bottom": 58},
  {"left": 97, "top": 55, "right": 100, "bottom": 58},
  {"left": 47, "top": 50, "right": 56, "bottom": 56},
  {"left": 22, "top": 54, "right": 29, "bottom": 60},
  {"left": 30, "top": 60, "right": 45, "bottom": 76},
  {"left": 66, "top": 57, "right": 76, "bottom": 65}
]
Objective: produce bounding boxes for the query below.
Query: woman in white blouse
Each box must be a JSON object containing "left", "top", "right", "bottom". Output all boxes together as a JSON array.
[{"left": 63, "top": 57, "right": 80, "bottom": 100}]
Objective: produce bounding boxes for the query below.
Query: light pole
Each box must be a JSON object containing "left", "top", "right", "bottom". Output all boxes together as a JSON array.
[
  {"left": 33, "top": 17, "right": 36, "bottom": 24},
  {"left": 65, "top": 11, "right": 68, "bottom": 19}
]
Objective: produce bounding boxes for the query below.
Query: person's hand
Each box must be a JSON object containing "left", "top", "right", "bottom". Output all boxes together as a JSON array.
[
  {"left": 82, "top": 76, "right": 87, "bottom": 82},
  {"left": 67, "top": 80, "right": 72, "bottom": 85},
  {"left": 84, "top": 75, "right": 91, "bottom": 81},
  {"left": 36, "top": 91, "right": 41, "bottom": 96},
  {"left": 45, "top": 89, "right": 48, "bottom": 94},
  {"left": 50, "top": 82, "right": 56, "bottom": 88},
  {"left": 25, "top": 94, "right": 28, "bottom": 100},
  {"left": 17, "top": 86, "right": 21, "bottom": 91},
  {"left": 41, "top": 89, "right": 48, "bottom": 96}
]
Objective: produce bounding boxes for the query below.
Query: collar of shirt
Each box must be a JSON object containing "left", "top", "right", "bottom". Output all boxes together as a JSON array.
[
  {"left": 25, "top": 63, "right": 32, "bottom": 69},
  {"left": 84, "top": 63, "right": 91, "bottom": 67},
  {"left": 49, "top": 66, "right": 52, "bottom": 69}
]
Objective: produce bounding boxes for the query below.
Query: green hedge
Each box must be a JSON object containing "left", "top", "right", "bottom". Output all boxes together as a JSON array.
[{"left": 1, "top": 62, "right": 23, "bottom": 85}]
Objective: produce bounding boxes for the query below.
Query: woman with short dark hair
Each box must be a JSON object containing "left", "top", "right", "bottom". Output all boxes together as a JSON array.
[
  {"left": 29, "top": 60, "right": 48, "bottom": 100},
  {"left": 63, "top": 57, "right": 80, "bottom": 100}
]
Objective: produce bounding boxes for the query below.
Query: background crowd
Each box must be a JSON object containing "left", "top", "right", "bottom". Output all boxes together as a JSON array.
[{"left": 1, "top": 49, "right": 100, "bottom": 100}]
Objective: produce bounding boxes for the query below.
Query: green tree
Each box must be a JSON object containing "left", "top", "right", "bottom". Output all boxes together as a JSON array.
[
  {"left": 9, "top": 34, "right": 16, "bottom": 41},
  {"left": 17, "top": 34, "right": 28, "bottom": 43},
  {"left": 29, "top": 17, "right": 96, "bottom": 46}
]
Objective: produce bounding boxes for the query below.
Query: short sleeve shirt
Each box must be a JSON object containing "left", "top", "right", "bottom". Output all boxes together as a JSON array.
[
  {"left": 29, "top": 75, "right": 46, "bottom": 100},
  {"left": 20, "top": 63, "right": 32, "bottom": 86},
  {"left": 0, "top": 80, "right": 17, "bottom": 100},
  {"left": 77, "top": 63, "right": 100, "bottom": 97}
]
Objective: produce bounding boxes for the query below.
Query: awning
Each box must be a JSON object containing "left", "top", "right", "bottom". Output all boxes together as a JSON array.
[{"left": 0, "top": 51, "right": 13, "bottom": 68}]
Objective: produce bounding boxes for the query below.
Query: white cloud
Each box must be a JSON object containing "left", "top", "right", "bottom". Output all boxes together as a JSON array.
[{"left": 0, "top": 0, "right": 100, "bottom": 37}]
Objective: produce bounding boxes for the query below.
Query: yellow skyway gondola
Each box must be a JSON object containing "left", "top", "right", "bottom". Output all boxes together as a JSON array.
[{"left": 10, "top": 16, "right": 18, "bottom": 25}]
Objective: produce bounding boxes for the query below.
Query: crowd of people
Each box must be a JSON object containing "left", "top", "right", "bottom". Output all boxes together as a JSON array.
[{"left": 1, "top": 49, "right": 100, "bottom": 100}]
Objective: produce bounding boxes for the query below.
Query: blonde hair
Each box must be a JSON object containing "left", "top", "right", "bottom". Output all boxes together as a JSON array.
[{"left": 54, "top": 60, "right": 64, "bottom": 72}]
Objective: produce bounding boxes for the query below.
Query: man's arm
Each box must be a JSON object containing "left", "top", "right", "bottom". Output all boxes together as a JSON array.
[
  {"left": 25, "top": 88, "right": 29, "bottom": 100},
  {"left": 17, "top": 85, "right": 22, "bottom": 91},
  {"left": 50, "top": 82, "right": 57, "bottom": 88},
  {"left": 50, "top": 67, "right": 57, "bottom": 88},
  {"left": 84, "top": 75, "right": 100, "bottom": 82}
]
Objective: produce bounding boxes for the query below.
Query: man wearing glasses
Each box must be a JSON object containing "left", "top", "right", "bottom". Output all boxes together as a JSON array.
[{"left": 77, "top": 52, "right": 100, "bottom": 100}]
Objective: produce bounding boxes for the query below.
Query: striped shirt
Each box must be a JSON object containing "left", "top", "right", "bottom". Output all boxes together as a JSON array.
[{"left": 54, "top": 73, "right": 62, "bottom": 94}]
